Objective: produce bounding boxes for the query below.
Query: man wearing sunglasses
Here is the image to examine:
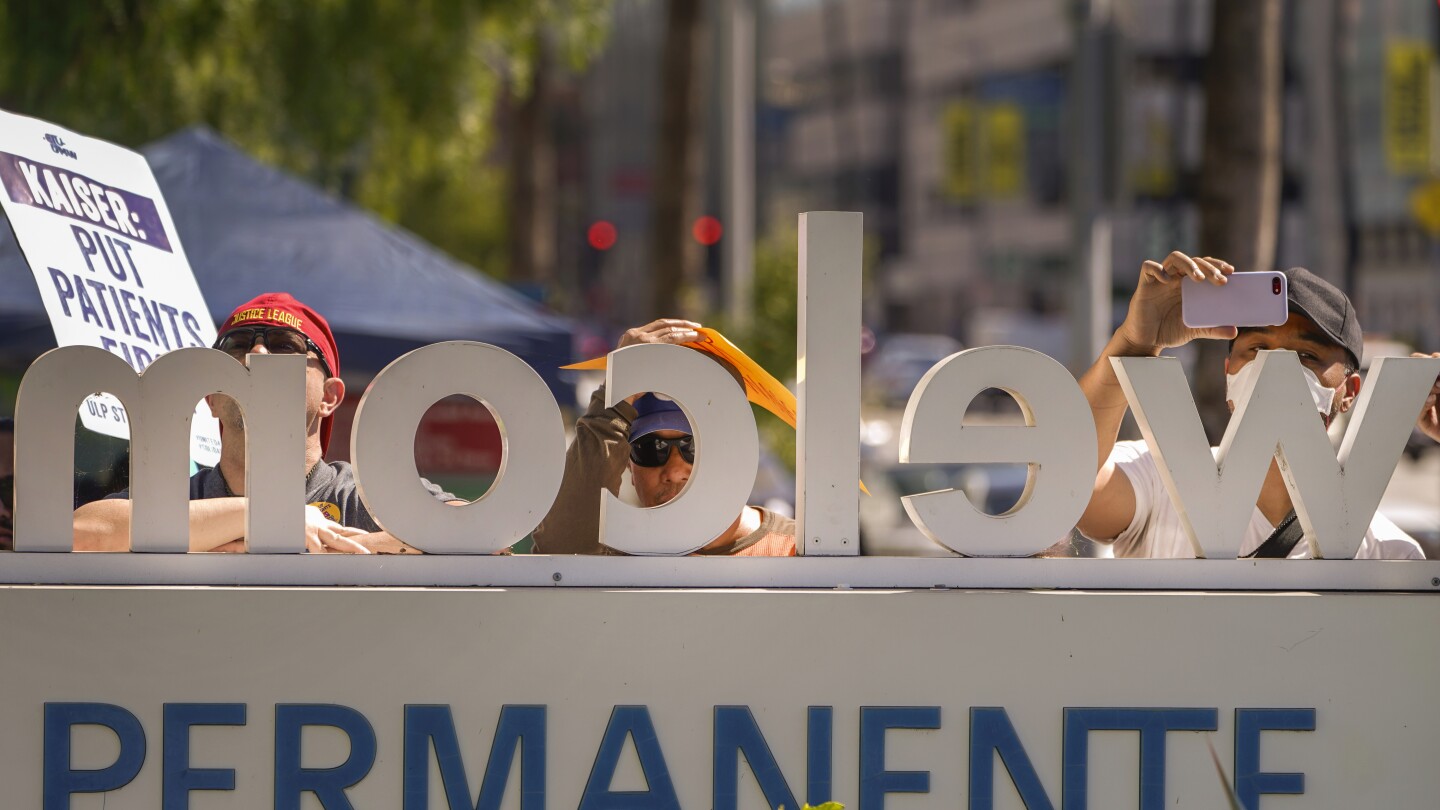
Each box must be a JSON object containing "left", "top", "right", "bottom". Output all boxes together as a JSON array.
[
  {"left": 532, "top": 319, "right": 797, "bottom": 556},
  {"left": 73, "top": 292, "right": 454, "bottom": 553}
]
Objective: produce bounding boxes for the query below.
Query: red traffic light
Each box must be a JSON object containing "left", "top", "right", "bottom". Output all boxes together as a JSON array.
[
  {"left": 588, "top": 221, "right": 618, "bottom": 251},
  {"left": 692, "top": 215, "right": 723, "bottom": 246}
]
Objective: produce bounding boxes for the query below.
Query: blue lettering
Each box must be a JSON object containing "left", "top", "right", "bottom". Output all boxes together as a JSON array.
[
  {"left": 47, "top": 267, "right": 74, "bottom": 317},
  {"left": 84, "top": 278, "right": 117, "bottom": 330},
  {"left": 71, "top": 224, "right": 99, "bottom": 273},
  {"left": 714, "top": 706, "right": 800, "bottom": 810},
  {"left": 403, "top": 705, "right": 547, "bottom": 810},
  {"left": 162, "top": 703, "right": 245, "bottom": 810},
  {"left": 43, "top": 702, "right": 146, "bottom": 809},
  {"left": 108, "top": 285, "right": 132, "bottom": 335},
  {"left": 160, "top": 302, "right": 184, "bottom": 347},
  {"left": 274, "top": 703, "right": 376, "bottom": 810},
  {"left": 142, "top": 297, "right": 170, "bottom": 350},
  {"left": 968, "top": 707, "right": 1056, "bottom": 810},
  {"left": 859, "top": 706, "right": 939, "bottom": 810},
  {"left": 578, "top": 706, "right": 680, "bottom": 810},
  {"left": 72, "top": 273, "right": 102, "bottom": 327},
  {"left": 1061, "top": 708, "right": 1217, "bottom": 810},
  {"left": 1234, "top": 709, "right": 1313, "bottom": 809},
  {"left": 112, "top": 236, "right": 142, "bottom": 286},
  {"left": 807, "top": 706, "right": 834, "bottom": 804},
  {"left": 119, "top": 289, "right": 150, "bottom": 342},
  {"left": 183, "top": 310, "right": 205, "bottom": 347}
]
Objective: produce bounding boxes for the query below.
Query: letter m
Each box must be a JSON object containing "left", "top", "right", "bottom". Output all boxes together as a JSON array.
[{"left": 14, "top": 346, "right": 308, "bottom": 552}]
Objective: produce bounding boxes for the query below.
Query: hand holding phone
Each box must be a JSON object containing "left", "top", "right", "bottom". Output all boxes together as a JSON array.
[{"left": 1181, "top": 271, "right": 1288, "bottom": 329}]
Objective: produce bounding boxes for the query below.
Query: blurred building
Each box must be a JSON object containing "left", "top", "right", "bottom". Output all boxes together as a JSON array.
[
  {"left": 566, "top": 0, "right": 1439, "bottom": 351},
  {"left": 1344, "top": 0, "right": 1440, "bottom": 350},
  {"left": 579, "top": 0, "right": 666, "bottom": 329},
  {"left": 761, "top": 0, "right": 1440, "bottom": 353}
]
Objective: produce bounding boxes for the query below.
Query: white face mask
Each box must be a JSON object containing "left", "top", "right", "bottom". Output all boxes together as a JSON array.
[{"left": 1226, "top": 359, "right": 1339, "bottom": 419}]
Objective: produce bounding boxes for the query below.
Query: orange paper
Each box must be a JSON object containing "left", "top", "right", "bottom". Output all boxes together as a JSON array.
[
  {"left": 564, "top": 328, "right": 797, "bottom": 426},
  {"left": 564, "top": 328, "right": 868, "bottom": 495}
]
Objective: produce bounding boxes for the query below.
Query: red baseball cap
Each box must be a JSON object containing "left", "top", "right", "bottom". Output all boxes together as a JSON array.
[{"left": 216, "top": 292, "right": 341, "bottom": 453}]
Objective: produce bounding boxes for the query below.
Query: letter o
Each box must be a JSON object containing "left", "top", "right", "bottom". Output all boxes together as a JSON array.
[{"left": 350, "top": 342, "right": 566, "bottom": 553}]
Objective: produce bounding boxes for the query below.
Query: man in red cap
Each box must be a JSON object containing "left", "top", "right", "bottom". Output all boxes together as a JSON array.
[{"left": 73, "top": 292, "right": 454, "bottom": 553}]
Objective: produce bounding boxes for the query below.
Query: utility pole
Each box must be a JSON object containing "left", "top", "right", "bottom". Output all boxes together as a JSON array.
[
  {"left": 1194, "top": 0, "right": 1283, "bottom": 442},
  {"left": 721, "top": 0, "right": 756, "bottom": 331},
  {"left": 1068, "top": 0, "right": 1119, "bottom": 373}
]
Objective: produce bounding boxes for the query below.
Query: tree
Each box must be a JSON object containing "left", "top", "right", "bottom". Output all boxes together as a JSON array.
[
  {"left": 650, "top": 0, "right": 705, "bottom": 316},
  {"left": 0, "top": 0, "right": 610, "bottom": 279},
  {"left": 1194, "top": 0, "right": 1284, "bottom": 441}
]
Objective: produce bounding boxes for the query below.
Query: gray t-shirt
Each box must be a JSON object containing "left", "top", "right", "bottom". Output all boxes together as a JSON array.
[{"left": 110, "top": 461, "right": 455, "bottom": 533}]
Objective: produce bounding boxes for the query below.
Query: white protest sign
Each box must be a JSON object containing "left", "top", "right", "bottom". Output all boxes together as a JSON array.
[{"left": 0, "top": 108, "right": 219, "bottom": 465}]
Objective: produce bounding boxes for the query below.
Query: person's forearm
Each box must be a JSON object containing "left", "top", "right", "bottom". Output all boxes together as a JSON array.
[
  {"left": 352, "top": 531, "right": 423, "bottom": 554},
  {"left": 531, "top": 387, "right": 632, "bottom": 554},
  {"left": 72, "top": 499, "right": 135, "bottom": 551},
  {"left": 73, "top": 497, "right": 248, "bottom": 552},
  {"left": 1078, "top": 332, "right": 1160, "bottom": 471},
  {"left": 185, "top": 497, "right": 248, "bottom": 551}
]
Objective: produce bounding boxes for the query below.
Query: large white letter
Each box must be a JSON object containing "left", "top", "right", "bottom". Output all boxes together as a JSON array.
[
  {"left": 15, "top": 347, "right": 307, "bottom": 552},
  {"left": 797, "top": 210, "right": 862, "bottom": 556},
  {"left": 898, "top": 346, "right": 1096, "bottom": 556},
  {"left": 1113, "top": 351, "right": 1440, "bottom": 558},
  {"left": 601, "top": 342, "right": 759, "bottom": 555},
  {"left": 350, "top": 342, "right": 566, "bottom": 554}
]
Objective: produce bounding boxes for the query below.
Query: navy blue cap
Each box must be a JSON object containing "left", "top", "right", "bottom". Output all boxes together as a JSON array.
[{"left": 630, "top": 393, "right": 692, "bottom": 440}]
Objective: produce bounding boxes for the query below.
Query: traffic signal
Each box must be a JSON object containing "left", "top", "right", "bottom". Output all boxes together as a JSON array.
[{"left": 587, "top": 220, "right": 617, "bottom": 251}]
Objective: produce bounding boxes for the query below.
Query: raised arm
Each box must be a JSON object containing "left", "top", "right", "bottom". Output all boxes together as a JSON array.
[
  {"left": 1075, "top": 252, "right": 1237, "bottom": 540},
  {"left": 530, "top": 386, "right": 636, "bottom": 554}
]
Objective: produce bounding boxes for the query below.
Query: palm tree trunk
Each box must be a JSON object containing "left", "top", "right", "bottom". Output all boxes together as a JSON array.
[
  {"left": 1193, "top": 0, "right": 1284, "bottom": 441},
  {"left": 651, "top": 0, "right": 704, "bottom": 316}
]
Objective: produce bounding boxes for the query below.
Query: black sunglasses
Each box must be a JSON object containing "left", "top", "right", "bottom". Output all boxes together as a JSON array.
[
  {"left": 214, "top": 326, "right": 331, "bottom": 377},
  {"left": 629, "top": 434, "right": 695, "bottom": 467}
]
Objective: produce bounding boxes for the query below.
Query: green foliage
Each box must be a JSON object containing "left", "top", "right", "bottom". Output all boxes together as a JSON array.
[
  {"left": 0, "top": 0, "right": 610, "bottom": 276},
  {"left": 710, "top": 223, "right": 881, "bottom": 472},
  {"left": 711, "top": 226, "right": 800, "bottom": 469}
]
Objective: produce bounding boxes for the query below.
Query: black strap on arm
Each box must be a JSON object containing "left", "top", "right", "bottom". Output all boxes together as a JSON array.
[{"left": 1244, "top": 510, "right": 1305, "bottom": 559}]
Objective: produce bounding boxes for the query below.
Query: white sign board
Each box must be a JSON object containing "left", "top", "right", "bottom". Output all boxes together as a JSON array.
[
  {"left": 0, "top": 108, "right": 219, "bottom": 464},
  {"left": 3, "top": 586, "right": 1438, "bottom": 808}
]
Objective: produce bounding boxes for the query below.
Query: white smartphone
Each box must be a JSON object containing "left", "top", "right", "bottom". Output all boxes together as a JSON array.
[{"left": 1181, "top": 271, "right": 1288, "bottom": 328}]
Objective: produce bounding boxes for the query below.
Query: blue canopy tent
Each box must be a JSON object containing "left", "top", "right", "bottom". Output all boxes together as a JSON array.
[{"left": 0, "top": 126, "right": 574, "bottom": 397}]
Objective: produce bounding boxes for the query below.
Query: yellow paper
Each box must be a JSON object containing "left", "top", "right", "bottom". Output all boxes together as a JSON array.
[
  {"left": 565, "top": 327, "right": 796, "bottom": 426},
  {"left": 563, "top": 327, "right": 867, "bottom": 495}
]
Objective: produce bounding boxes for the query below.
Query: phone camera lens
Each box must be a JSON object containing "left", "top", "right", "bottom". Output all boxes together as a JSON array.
[{"left": 1272, "top": 278, "right": 1282, "bottom": 295}]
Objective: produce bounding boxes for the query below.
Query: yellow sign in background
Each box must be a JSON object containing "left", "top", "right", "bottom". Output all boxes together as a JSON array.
[
  {"left": 1385, "top": 41, "right": 1433, "bottom": 176},
  {"left": 942, "top": 101, "right": 1027, "bottom": 201}
]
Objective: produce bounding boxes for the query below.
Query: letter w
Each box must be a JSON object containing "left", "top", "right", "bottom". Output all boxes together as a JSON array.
[{"left": 1112, "top": 351, "right": 1440, "bottom": 558}]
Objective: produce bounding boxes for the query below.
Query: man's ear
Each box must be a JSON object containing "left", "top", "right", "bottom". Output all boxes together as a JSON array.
[
  {"left": 318, "top": 376, "right": 345, "bottom": 417},
  {"left": 205, "top": 393, "right": 221, "bottom": 418},
  {"left": 1337, "top": 370, "right": 1362, "bottom": 414}
]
